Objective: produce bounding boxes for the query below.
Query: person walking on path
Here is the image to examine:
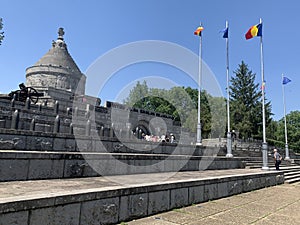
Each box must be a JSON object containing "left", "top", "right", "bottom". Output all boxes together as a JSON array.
[{"left": 273, "top": 148, "right": 282, "bottom": 170}]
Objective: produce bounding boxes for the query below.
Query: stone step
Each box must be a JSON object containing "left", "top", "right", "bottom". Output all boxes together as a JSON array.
[
  {"left": 245, "top": 162, "right": 291, "bottom": 166},
  {"left": 244, "top": 166, "right": 300, "bottom": 185},
  {"left": 284, "top": 170, "right": 300, "bottom": 176},
  {"left": 0, "top": 169, "right": 284, "bottom": 225},
  {"left": 243, "top": 159, "right": 298, "bottom": 169},
  {"left": 0, "top": 150, "right": 245, "bottom": 182},
  {"left": 273, "top": 166, "right": 300, "bottom": 171},
  {"left": 245, "top": 164, "right": 292, "bottom": 169},
  {"left": 266, "top": 166, "right": 300, "bottom": 184},
  {"left": 283, "top": 168, "right": 300, "bottom": 184},
  {"left": 285, "top": 176, "right": 300, "bottom": 184},
  {"left": 285, "top": 173, "right": 300, "bottom": 180}
]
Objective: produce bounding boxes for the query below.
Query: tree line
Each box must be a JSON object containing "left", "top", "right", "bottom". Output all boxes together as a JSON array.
[{"left": 124, "top": 61, "right": 300, "bottom": 152}]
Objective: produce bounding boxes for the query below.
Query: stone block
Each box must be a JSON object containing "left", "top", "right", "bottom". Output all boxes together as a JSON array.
[
  {"left": 151, "top": 160, "right": 165, "bottom": 173},
  {"left": 65, "top": 138, "right": 77, "bottom": 151},
  {"left": 0, "top": 134, "right": 26, "bottom": 150},
  {"left": 120, "top": 193, "right": 148, "bottom": 221},
  {"left": 28, "top": 159, "right": 64, "bottom": 179},
  {"left": 204, "top": 182, "right": 218, "bottom": 201},
  {"left": 217, "top": 181, "right": 229, "bottom": 198},
  {"left": 265, "top": 175, "right": 276, "bottom": 187},
  {"left": 80, "top": 197, "right": 119, "bottom": 225},
  {"left": 81, "top": 163, "right": 98, "bottom": 177},
  {"left": 75, "top": 138, "right": 92, "bottom": 152},
  {"left": 188, "top": 159, "right": 199, "bottom": 171},
  {"left": 55, "top": 193, "right": 96, "bottom": 206},
  {"left": 199, "top": 158, "right": 215, "bottom": 171},
  {"left": 164, "top": 158, "right": 174, "bottom": 172},
  {"left": 228, "top": 180, "right": 243, "bottom": 196},
  {"left": 63, "top": 159, "right": 87, "bottom": 178},
  {"left": 252, "top": 177, "right": 263, "bottom": 190},
  {"left": 259, "top": 176, "right": 267, "bottom": 188},
  {"left": 0, "top": 119, "right": 6, "bottom": 128},
  {"left": 53, "top": 138, "right": 66, "bottom": 151},
  {"left": 26, "top": 136, "right": 53, "bottom": 151},
  {"left": 29, "top": 203, "right": 80, "bottom": 225},
  {"left": 170, "top": 187, "right": 189, "bottom": 209},
  {"left": 275, "top": 173, "right": 284, "bottom": 184},
  {"left": 35, "top": 123, "right": 52, "bottom": 133},
  {"left": 127, "top": 160, "right": 138, "bottom": 174},
  {"left": 188, "top": 185, "right": 204, "bottom": 204},
  {"left": 243, "top": 178, "right": 252, "bottom": 192},
  {"left": 112, "top": 142, "right": 127, "bottom": 153},
  {"left": 92, "top": 139, "right": 108, "bottom": 153},
  {"left": 148, "top": 190, "right": 170, "bottom": 215},
  {"left": 0, "top": 159, "right": 28, "bottom": 181},
  {"left": 164, "top": 145, "right": 173, "bottom": 154},
  {"left": 0, "top": 211, "right": 28, "bottom": 225},
  {"left": 219, "top": 159, "right": 227, "bottom": 169},
  {"left": 207, "top": 160, "right": 218, "bottom": 170},
  {"left": 176, "top": 158, "right": 190, "bottom": 172},
  {"left": 97, "top": 156, "right": 117, "bottom": 176},
  {"left": 0, "top": 197, "right": 56, "bottom": 214}
]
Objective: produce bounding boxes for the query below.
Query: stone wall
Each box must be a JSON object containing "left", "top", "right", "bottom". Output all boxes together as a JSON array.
[
  {"left": 0, "top": 170, "right": 284, "bottom": 225},
  {"left": 0, "top": 149, "right": 245, "bottom": 182},
  {"left": 0, "top": 98, "right": 182, "bottom": 142}
]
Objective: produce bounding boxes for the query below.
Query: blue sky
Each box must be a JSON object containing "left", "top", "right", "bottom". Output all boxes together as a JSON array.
[{"left": 0, "top": 0, "right": 299, "bottom": 121}]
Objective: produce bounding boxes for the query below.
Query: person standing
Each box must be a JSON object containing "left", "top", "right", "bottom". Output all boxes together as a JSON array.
[{"left": 273, "top": 148, "right": 282, "bottom": 170}]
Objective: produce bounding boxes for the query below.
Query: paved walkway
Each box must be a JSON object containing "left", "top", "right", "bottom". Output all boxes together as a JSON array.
[{"left": 123, "top": 182, "right": 300, "bottom": 225}]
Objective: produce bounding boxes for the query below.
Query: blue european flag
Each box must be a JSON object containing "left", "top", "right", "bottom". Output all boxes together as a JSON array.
[
  {"left": 221, "top": 27, "right": 228, "bottom": 38},
  {"left": 282, "top": 76, "right": 291, "bottom": 85}
]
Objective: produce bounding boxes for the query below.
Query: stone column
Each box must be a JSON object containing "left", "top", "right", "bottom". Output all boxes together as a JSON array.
[
  {"left": 54, "top": 100, "right": 59, "bottom": 114},
  {"left": 54, "top": 115, "right": 60, "bottom": 133},
  {"left": 30, "top": 118, "right": 35, "bottom": 131},
  {"left": 11, "top": 110, "right": 19, "bottom": 130},
  {"left": 25, "top": 97, "right": 30, "bottom": 110},
  {"left": 86, "top": 119, "right": 91, "bottom": 136}
]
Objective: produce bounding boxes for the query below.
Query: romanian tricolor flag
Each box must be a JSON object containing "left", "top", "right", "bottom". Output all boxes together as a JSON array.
[
  {"left": 261, "top": 80, "right": 266, "bottom": 90},
  {"left": 245, "top": 23, "right": 262, "bottom": 40},
  {"left": 194, "top": 26, "right": 204, "bottom": 36}
]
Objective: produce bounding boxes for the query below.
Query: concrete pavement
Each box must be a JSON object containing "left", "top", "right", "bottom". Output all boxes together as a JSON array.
[{"left": 124, "top": 182, "right": 300, "bottom": 225}]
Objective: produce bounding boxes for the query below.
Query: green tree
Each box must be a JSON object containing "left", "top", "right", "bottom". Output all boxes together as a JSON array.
[
  {"left": 124, "top": 81, "right": 226, "bottom": 138},
  {"left": 207, "top": 95, "right": 226, "bottom": 138},
  {"left": 230, "top": 61, "right": 272, "bottom": 139},
  {"left": 0, "top": 18, "right": 4, "bottom": 45},
  {"left": 124, "top": 80, "right": 149, "bottom": 108},
  {"left": 180, "top": 89, "right": 212, "bottom": 137},
  {"left": 275, "top": 111, "right": 300, "bottom": 151},
  {"left": 167, "top": 86, "right": 195, "bottom": 122},
  {"left": 266, "top": 119, "right": 278, "bottom": 140}
]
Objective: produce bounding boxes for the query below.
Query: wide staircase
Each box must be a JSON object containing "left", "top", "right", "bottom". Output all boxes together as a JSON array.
[
  {"left": 0, "top": 134, "right": 296, "bottom": 224},
  {"left": 231, "top": 141, "right": 300, "bottom": 184},
  {"left": 244, "top": 159, "right": 300, "bottom": 184}
]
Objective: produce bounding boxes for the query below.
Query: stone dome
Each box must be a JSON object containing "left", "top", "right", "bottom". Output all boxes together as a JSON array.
[{"left": 25, "top": 28, "right": 86, "bottom": 95}]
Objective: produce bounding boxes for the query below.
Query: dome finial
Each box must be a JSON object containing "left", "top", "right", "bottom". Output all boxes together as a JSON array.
[{"left": 58, "top": 27, "right": 65, "bottom": 40}]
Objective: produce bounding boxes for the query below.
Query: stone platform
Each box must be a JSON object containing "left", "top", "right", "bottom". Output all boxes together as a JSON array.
[
  {"left": 0, "top": 150, "right": 245, "bottom": 182},
  {"left": 0, "top": 169, "right": 284, "bottom": 225}
]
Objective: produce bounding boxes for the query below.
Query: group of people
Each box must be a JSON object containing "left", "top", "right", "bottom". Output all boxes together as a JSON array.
[{"left": 142, "top": 133, "right": 176, "bottom": 143}]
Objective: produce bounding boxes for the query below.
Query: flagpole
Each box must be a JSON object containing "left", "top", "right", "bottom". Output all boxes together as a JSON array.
[
  {"left": 196, "top": 23, "right": 202, "bottom": 146},
  {"left": 282, "top": 74, "right": 290, "bottom": 160},
  {"left": 260, "top": 18, "right": 269, "bottom": 170},
  {"left": 225, "top": 20, "right": 233, "bottom": 157}
]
